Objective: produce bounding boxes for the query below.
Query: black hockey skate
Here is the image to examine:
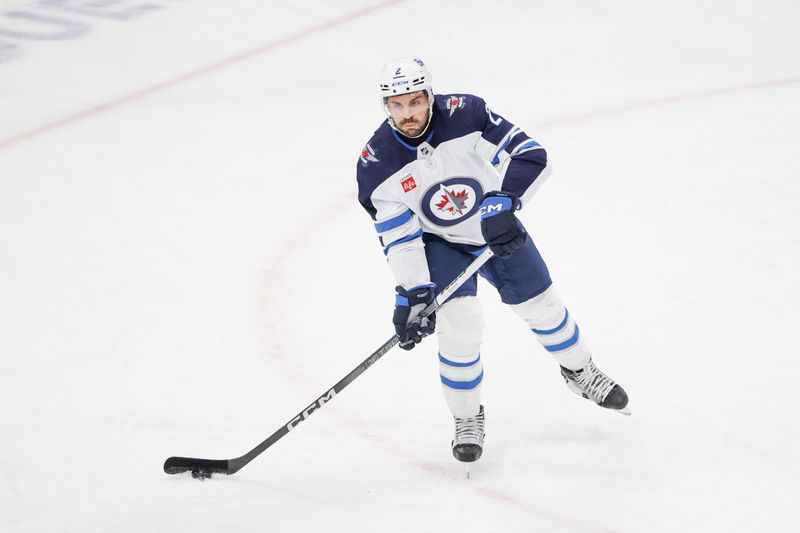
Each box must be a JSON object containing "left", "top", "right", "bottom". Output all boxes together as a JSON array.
[
  {"left": 560, "top": 361, "right": 630, "bottom": 415},
  {"left": 452, "top": 405, "right": 485, "bottom": 462}
]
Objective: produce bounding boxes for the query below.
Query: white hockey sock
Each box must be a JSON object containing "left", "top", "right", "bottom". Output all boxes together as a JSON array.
[
  {"left": 438, "top": 351, "right": 483, "bottom": 418},
  {"left": 437, "top": 296, "right": 484, "bottom": 418},
  {"left": 510, "top": 286, "right": 591, "bottom": 370}
]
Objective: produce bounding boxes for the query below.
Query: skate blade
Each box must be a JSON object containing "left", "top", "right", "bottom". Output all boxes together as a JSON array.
[
  {"left": 465, "top": 463, "right": 471, "bottom": 479},
  {"left": 616, "top": 406, "right": 631, "bottom": 416}
]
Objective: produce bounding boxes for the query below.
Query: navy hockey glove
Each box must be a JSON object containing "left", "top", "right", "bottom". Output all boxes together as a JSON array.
[
  {"left": 479, "top": 191, "right": 528, "bottom": 259},
  {"left": 393, "top": 284, "right": 437, "bottom": 350}
]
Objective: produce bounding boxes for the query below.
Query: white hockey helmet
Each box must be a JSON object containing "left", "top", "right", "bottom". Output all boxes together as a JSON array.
[{"left": 379, "top": 57, "right": 434, "bottom": 137}]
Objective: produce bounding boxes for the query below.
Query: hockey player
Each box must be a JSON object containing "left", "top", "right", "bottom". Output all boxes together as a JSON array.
[{"left": 356, "top": 57, "right": 629, "bottom": 464}]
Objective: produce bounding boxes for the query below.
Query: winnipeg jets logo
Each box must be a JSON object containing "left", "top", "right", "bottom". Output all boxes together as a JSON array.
[
  {"left": 359, "top": 143, "right": 379, "bottom": 164},
  {"left": 435, "top": 185, "right": 469, "bottom": 215},
  {"left": 420, "top": 177, "right": 484, "bottom": 227},
  {"left": 446, "top": 96, "right": 465, "bottom": 117}
]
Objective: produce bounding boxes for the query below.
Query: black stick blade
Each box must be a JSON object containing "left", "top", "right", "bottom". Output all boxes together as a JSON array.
[{"left": 164, "top": 456, "right": 230, "bottom": 475}]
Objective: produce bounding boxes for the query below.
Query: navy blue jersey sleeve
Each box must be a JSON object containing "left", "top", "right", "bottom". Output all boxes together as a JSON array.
[
  {"left": 472, "top": 96, "right": 549, "bottom": 202},
  {"left": 356, "top": 163, "right": 378, "bottom": 220}
]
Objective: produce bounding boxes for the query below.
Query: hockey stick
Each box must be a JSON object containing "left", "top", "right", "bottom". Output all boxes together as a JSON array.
[{"left": 164, "top": 247, "right": 494, "bottom": 478}]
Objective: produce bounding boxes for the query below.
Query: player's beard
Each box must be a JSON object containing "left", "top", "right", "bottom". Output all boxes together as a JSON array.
[
  {"left": 398, "top": 111, "right": 429, "bottom": 138},
  {"left": 399, "top": 120, "right": 422, "bottom": 137}
]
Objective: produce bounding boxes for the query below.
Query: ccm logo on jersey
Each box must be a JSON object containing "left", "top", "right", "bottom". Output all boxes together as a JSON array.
[
  {"left": 360, "top": 143, "right": 379, "bottom": 164},
  {"left": 401, "top": 175, "right": 417, "bottom": 192}
]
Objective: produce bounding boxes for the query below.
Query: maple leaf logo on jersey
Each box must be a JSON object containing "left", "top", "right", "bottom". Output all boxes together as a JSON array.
[
  {"left": 359, "top": 143, "right": 379, "bottom": 164},
  {"left": 421, "top": 177, "right": 482, "bottom": 227},
  {"left": 435, "top": 187, "right": 469, "bottom": 215}
]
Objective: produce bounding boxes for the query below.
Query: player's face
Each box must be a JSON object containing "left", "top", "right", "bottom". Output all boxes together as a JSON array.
[{"left": 386, "top": 91, "right": 430, "bottom": 137}]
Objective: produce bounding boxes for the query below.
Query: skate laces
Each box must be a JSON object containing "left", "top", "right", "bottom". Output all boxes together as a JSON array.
[
  {"left": 565, "top": 361, "right": 616, "bottom": 403},
  {"left": 454, "top": 407, "right": 485, "bottom": 446}
]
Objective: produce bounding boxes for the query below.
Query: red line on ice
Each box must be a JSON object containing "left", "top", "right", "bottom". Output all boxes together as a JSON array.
[
  {"left": 0, "top": 0, "right": 405, "bottom": 151},
  {"left": 3, "top": 1, "right": 793, "bottom": 523},
  {"left": 539, "top": 77, "right": 800, "bottom": 127}
]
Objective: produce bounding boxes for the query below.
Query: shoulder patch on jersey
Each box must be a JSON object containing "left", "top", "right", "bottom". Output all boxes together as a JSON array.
[
  {"left": 446, "top": 96, "right": 466, "bottom": 117},
  {"left": 401, "top": 174, "right": 417, "bottom": 192},
  {"left": 360, "top": 143, "right": 379, "bottom": 165}
]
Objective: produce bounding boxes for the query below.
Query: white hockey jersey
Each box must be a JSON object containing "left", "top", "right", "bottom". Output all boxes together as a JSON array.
[{"left": 356, "top": 94, "right": 550, "bottom": 290}]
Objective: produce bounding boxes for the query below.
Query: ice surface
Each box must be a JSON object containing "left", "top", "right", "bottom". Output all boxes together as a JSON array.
[{"left": 1, "top": 0, "right": 798, "bottom": 531}]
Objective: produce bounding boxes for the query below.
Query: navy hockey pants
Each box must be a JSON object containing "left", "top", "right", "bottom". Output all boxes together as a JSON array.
[{"left": 423, "top": 233, "right": 552, "bottom": 305}]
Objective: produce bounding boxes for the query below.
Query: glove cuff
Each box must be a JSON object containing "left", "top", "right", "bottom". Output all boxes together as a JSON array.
[
  {"left": 395, "top": 283, "right": 436, "bottom": 307},
  {"left": 479, "top": 191, "right": 521, "bottom": 219}
]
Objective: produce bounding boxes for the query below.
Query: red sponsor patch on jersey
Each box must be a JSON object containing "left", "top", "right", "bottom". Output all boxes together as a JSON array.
[{"left": 401, "top": 176, "right": 417, "bottom": 192}]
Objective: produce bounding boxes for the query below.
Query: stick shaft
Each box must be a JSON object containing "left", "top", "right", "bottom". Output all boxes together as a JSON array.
[{"left": 164, "top": 247, "right": 494, "bottom": 475}]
